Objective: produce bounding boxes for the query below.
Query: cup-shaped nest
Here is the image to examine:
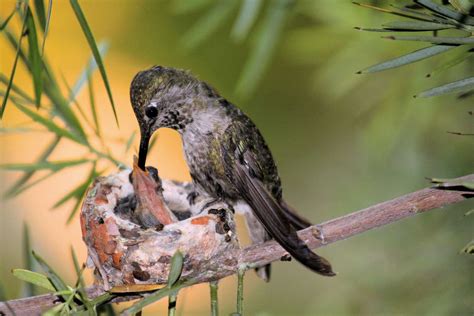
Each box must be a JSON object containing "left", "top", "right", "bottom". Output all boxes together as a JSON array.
[{"left": 80, "top": 169, "right": 240, "bottom": 292}]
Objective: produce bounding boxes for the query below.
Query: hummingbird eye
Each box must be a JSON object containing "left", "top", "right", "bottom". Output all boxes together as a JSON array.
[{"left": 145, "top": 105, "right": 158, "bottom": 119}]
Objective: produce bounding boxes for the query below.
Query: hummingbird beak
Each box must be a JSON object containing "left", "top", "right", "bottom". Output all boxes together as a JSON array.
[{"left": 138, "top": 127, "right": 150, "bottom": 170}]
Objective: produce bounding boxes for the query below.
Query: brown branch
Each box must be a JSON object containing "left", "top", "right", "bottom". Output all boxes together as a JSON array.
[{"left": 1, "top": 174, "right": 472, "bottom": 315}]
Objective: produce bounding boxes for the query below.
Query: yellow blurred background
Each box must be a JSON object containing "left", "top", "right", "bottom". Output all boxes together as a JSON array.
[{"left": 1, "top": 0, "right": 473, "bottom": 315}]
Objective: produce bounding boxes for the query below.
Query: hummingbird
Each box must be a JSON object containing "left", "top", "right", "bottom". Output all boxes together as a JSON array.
[{"left": 130, "top": 65, "right": 335, "bottom": 280}]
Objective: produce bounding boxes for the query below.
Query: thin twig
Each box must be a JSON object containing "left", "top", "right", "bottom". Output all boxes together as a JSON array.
[{"left": 0, "top": 174, "right": 472, "bottom": 315}]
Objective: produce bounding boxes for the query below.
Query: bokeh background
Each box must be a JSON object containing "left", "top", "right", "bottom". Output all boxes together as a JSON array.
[{"left": 1, "top": 0, "right": 473, "bottom": 315}]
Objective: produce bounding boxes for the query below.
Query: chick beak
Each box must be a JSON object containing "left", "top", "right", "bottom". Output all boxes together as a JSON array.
[{"left": 138, "top": 127, "right": 150, "bottom": 170}]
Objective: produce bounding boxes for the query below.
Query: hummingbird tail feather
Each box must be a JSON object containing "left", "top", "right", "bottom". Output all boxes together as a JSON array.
[
  {"left": 280, "top": 199, "right": 313, "bottom": 230},
  {"left": 234, "top": 161, "right": 335, "bottom": 277}
]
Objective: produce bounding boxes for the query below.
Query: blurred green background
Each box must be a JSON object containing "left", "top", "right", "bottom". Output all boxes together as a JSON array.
[{"left": 0, "top": 0, "right": 473, "bottom": 315}]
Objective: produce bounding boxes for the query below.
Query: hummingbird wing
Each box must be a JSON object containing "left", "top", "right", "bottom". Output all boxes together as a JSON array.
[{"left": 233, "top": 153, "right": 335, "bottom": 276}]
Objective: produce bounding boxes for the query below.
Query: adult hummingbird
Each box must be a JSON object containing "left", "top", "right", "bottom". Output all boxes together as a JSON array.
[{"left": 130, "top": 65, "right": 335, "bottom": 279}]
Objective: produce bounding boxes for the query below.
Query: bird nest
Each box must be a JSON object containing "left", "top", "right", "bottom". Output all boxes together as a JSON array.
[{"left": 80, "top": 165, "right": 240, "bottom": 292}]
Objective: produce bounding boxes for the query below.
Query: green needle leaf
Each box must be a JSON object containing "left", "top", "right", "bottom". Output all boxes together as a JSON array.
[
  {"left": 181, "top": 0, "right": 238, "bottom": 50},
  {"left": 41, "top": 0, "right": 53, "bottom": 55},
  {"left": 231, "top": 0, "right": 263, "bottom": 42},
  {"left": 70, "top": 0, "right": 119, "bottom": 127},
  {"left": 26, "top": 7, "right": 43, "bottom": 109},
  {"left": 22, "top": 223, "right": 36, "bottom": 296},
  {"left": 32, "top": 251, "right": 68, "bottom": 293},
  {"left": 352, "top": 2, "right": 436, "bottom": 22},
  {"left": 1, "top": 159, "right": 89, "bottom": 172},
  {"left": 34, "top": 0, "right": 47, "bottom": 32},
  {"left": 384, "top": 35, "right": 474, "bottom": 44},
  {"left": 0, "top": 7, "right": 16, "bottom": 30},
  {"left": 12, "top": 269, "right": 55, "bottom": 292},
  {"left": 428, "top": 177, "right": 474, "bottom": 189},
  {"left": 235, "top": 0, "right": 293, "bottom": 97},
  {"left": 417, "top": 76, "right": 474, "bottom": 97},
  {"left": 426, "top": 48, "right": 473, "bottom": 78},
  {"left": 122, "top": 281, "right": 193, "bottom": 316},
  {"left": 167, "top": 251, "right": 184, "bottom": 288},
  {"left": 14, "top": 103, "right": 86, "bottom": 144},
  {"left": 1, "top": 5, "right": 29, "bottom": 119},
  {"left": 357, "top": 45, "right": 456, "bottom": 74},
  {"left": 414, "top": 0, "right": 474, "bottom": 25},
  {"left": 124, "top": 131, "right": 136, "bottom": 153},
  {"left": 0, "top": 73, "right": 35, "bottom": 103},
  {"left": 4, "top": 136, "right": 61, "bottom": 198},
  {"left": 382, "top": 20, "right": 456, "bottom": 31}
]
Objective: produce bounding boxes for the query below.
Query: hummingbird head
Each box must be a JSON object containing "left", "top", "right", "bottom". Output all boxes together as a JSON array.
[{"left": 130, "top": 65, "right": 221, "bottom": 169}]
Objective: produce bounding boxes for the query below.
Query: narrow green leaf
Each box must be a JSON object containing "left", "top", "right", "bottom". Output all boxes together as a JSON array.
[
  {"left": 12, "top": 269, "right": 55, "bottom": 292},
  {"left": 71, "top": 41, "right": 108, "bottom": 101},
  {"left": 41, "top": 0, "right": 53, "bottom": 55},
  {"left": 0, "top": 73, "right": 35, "bottom": 103},
  {"left": 426, "top": 48, "right": 473, "bottom": 77},
  {"left": 7, "top": 170, "right": 58, "bottom": 198},
  {"left": 1, "top": 6, "right": 29, "bottom": 119},
  {"left": 52, "top": 177, "right": 89, "bottom": 209},
  {"left": 26, "top": 7, "right": 43, "bottom": 109},
  {"left": 70, "top": 0, "right": 119, "bottom": 127},
  {"left": 428, "top": 176, "right": 474, "bottom": 189},
  {"left": 34, "top": 0, "right": 46, "bottom": 31},
  {"left": 124, "top": 131, "right": 136, "bottom": 153},
  {"left": 181, "top": 0, "right": 238, "bottom": 50},
  {"left": 14, "top": 102, "right": 86, "bottom": 144},
  {"left": 354, "top": 26, "right": 394, "bottom": 32},
  {"left": 0, "top": 7, "right": 16, "bottom": 30},
  {"left": 42, "top": 303, "right": 65, "bottom": 316},
  {"left": 64, "top": 164, "right": 99, "bottom": 224},
  {"left": 70, "top": 247, "right": 84, "bottom": 289},
  {"left": 60, "top": 73, "right": 95, "bottom": 131},
  {"left": 87, "top": 67, "right": 102, "bottom": 139},
  {"left": 1, "top": 158, "right": 89, "bottom": 172},
  {"left": 44, "top": 75, "right": 89, "bottom": 144},
  {"left": 414, "top": 0, "right": 474, "bottom": 25},
  {"left": 167, "top": 251, "right": 184, "bottom": 288},
  {"left": 383, "top": 20, "right": 456, "bottom": 31},
  {"left": 235, "top": 0, "right": 293, "bottom": 97},
  {"left": 4, "top": 136, "right": 61, "bottom": 198},
  {"left": 231, "top": 0, "right": 263, "bottom": 42},
  {"left": 148, "top": 134, "right": 159, "bottom": 153},
  {"left": 2, "top": 25, "right": 31, "bottom": 70},
  {"left": 23, "top": 223, "right": 36, "bottom": 296},
  {"left": 384, "top": 35, "right": 474, "bottom": 44},
  {"left": 32, "top": 251, "right": 69, "bottom": 295},
  {"left": 352, "top": 2, "right": 436, "bottom": 22},
  {"left": 417, "top": 76, "right": 474, "bottom": 97},
  {"left": 122, "top": 281, "right": 193, "bottom": 316},
  {"left": 71, "top": 246, "right": 92, "bottom": 310},
  {"left": 357, "top": 45, "right": 456, "bottom": 74},
  {"left": 89, "top": 292, "right": 113, "bottom": 307}
]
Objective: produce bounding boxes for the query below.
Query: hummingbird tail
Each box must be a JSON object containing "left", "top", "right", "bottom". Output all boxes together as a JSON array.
[{"left": 234, "top": 160, "right": 335, "bottom": 277}]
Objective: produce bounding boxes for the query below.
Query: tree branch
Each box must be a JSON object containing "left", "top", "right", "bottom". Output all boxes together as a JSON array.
[{"left": 1, "top": 174, "right": 472, "bottom": 315}]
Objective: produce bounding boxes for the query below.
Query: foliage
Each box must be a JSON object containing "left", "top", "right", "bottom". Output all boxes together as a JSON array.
[
  {"left": 0, "top": 0, "right": 126, "bottom": 223},
  {"left": 355, "top": 0, "right": 474, "bottom": 98}
]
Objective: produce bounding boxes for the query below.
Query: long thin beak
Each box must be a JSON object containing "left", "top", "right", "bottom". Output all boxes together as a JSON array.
[{"left": 138, "top": 128, "right": 150, "bottom": 170}]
